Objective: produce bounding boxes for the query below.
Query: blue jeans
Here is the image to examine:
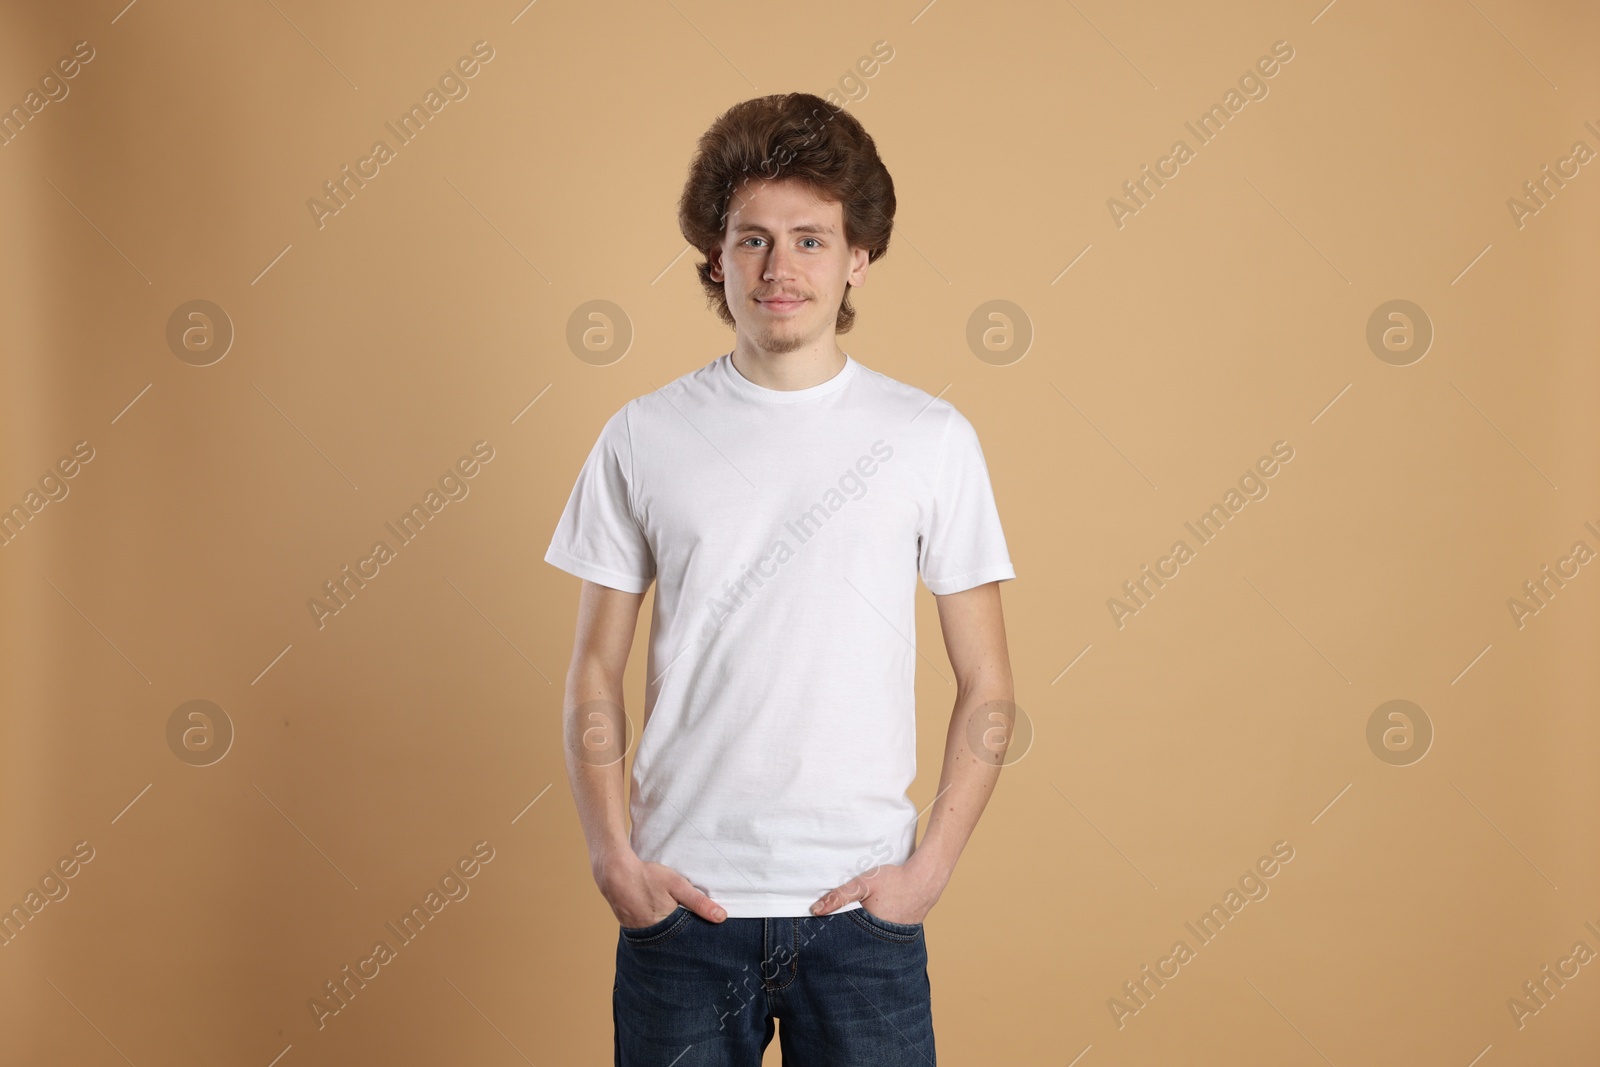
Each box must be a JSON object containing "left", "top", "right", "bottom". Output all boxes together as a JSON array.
[{"left": 613, "top": 905, "right": 936, "bottom": 1065}]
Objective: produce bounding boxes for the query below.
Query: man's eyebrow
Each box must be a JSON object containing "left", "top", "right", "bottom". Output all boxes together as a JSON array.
[{"left": 730, "top": 222, "right": 836, "bottom": 235}]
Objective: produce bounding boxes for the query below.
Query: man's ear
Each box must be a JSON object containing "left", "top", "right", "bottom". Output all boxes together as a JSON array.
[
  {"left": 708, "top": 249, "right": 723, "bottom": 282},
  {"left": 847, "top": 245, "right": 871, "bottom": 287}
]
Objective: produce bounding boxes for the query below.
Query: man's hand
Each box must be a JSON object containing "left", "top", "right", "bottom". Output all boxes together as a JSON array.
[
  {"left": 810, "top": 852, "right": 951, "bottom": 925},
  {"left": 596, "top": 849, "right": 727, "bottom": 926}
]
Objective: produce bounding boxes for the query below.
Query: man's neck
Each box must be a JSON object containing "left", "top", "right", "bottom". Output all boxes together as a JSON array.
[{"left": 729, "top": 342, "right": 847, "bottom": 392}]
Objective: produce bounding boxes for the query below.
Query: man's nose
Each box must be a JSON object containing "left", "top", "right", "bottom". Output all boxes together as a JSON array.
[{"left": 763, "top": 245, "right": 796, "bottom": 281}]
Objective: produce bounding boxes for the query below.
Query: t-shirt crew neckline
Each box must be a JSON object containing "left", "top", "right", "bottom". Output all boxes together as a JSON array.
[{"left": 719, "top": 351, "right": 858, "bottom": 404}]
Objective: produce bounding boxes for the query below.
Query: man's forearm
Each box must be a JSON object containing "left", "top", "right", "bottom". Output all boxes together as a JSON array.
[
  {"left": 563, "top": 668, "right": 633, "bottom": 879},
  {"left": 909, "top": 672, "right": 1015, "bottom": 884}
]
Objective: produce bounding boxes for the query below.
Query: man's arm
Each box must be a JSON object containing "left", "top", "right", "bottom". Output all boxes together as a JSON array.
[
  {"left": 810, "top": 579, "right": 1015, "bottom": 921},
  {"left": 563, "top": 579, "right": 643, "bottom": 879},
  {"left": 564, "top": 579, "right": 728, "bottom": 925},
  {"left": 913, "top": 579, "right": 1016, "bottom": 882}
]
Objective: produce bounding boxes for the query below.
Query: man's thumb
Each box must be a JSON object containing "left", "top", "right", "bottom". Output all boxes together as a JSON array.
[{"left": 675, "top": 882, "right": 727, "bottom": 922}]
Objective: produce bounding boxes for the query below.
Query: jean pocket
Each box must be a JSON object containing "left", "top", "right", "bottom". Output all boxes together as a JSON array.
[
  {"left": 619, "top": 904, "right": 691, "bottom": 945},
  {"left": 849, "top": 905, "right": 923, "bottom": 941}
]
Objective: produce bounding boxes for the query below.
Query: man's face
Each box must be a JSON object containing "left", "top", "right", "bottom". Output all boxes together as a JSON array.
[{"left": 709, "top": 177, "right": 871, "bottom": 355}]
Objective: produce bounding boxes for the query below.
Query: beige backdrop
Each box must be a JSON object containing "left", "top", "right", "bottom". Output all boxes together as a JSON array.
[{"left": 2, "top": 0, "right": 1597, "bottom": 1063}]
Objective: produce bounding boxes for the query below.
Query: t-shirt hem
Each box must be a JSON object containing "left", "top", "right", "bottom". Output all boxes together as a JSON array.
[
  {"left": 711, "top": 897, "right": 865, "bottom": 919},
  {"left": 924, "top": 561, "right": 1016, "bottom": 596},
  {"left": 543, "top": 546, "right": 653, "bottom": 594}
]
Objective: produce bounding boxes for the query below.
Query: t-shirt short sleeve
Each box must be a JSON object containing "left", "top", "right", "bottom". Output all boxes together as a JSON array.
[
  {"left": 544, "top": 404, "right": 656, "bottom": 593},
  {"left": 917, "top": 408, "right": 1016, "bottom": 596}
]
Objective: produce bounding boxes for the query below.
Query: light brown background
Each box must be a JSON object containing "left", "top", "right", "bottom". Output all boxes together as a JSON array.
[{"left": 2, "top": 0, "right": 1597, "bottom": 1063}]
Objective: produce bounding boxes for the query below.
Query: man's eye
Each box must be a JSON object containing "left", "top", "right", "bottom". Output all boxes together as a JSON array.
[{"left": 801, "top": 238, "right": 821, "bottom": 249}]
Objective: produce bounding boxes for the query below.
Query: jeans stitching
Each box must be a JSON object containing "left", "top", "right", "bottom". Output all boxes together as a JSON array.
[
  {"left": 619, "top": 905, "right": 692, "bottom": 946},
  {"left": 761, "top": 917, "right": 801, "bottom": 992},
  {"left": 847, "top": 908, "right": 923, "bottom": 943}
]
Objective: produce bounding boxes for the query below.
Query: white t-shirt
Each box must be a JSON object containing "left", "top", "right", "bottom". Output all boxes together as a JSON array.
[{"left": 544, "top": 351, "right": 1015, "bottom": 917}]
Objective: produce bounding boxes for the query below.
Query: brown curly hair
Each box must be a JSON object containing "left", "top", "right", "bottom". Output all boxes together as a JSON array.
[{"left": 677, "top": 92, "right": 896, "bottom": 334}]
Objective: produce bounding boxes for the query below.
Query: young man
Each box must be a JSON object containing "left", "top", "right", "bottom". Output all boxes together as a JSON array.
[{"left": 545, "top": 92, "right": 1016, "bottom": 1066}]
